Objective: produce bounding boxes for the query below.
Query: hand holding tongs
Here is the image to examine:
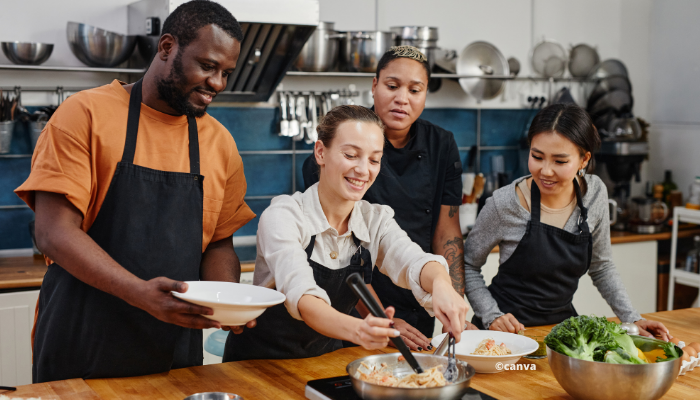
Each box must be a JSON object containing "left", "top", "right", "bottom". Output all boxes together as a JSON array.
[{"left": 346, "top": 272, "right": 424, "bottom": 374}]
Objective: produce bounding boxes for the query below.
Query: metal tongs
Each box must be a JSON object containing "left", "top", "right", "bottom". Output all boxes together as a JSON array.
[
  {"left": 443, "top": 332, "right": 458, "bottom": 383},
  {"left": 346, "top": 272, "right": 424, "bottom": 374}
]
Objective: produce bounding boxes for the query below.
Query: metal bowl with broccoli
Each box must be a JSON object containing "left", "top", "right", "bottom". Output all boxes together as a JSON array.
[{"left": 545, "top": 315, "right": 682, "bottom": 400}]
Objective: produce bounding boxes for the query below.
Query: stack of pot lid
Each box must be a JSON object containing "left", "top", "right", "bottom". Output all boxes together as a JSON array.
[
  {"left": 391, "top": 26, "right": 438, "bottom": 49},
  {"left": 456, "top": 41, "right": 509, "bottom": 101}
]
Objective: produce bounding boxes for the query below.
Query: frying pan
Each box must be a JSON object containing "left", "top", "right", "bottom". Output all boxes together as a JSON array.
[{"left": 587, "top": 75, "right": 632, "bottom": 109}]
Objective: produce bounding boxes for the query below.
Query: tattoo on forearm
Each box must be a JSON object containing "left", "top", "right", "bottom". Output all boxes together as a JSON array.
[
  {"left": 448, "top": 205, "right": 459, "bottom": 218},
  {"left": 443, "top": 236, "right": 465, "bottom": 296}
]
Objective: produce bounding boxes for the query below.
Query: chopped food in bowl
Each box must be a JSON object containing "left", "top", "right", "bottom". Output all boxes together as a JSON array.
[
  {"left": 172, "top": 281, "right": 285, "bottom": 326},
  {"left": 431, "top": 330, "right": 539, "bottom": 373}
]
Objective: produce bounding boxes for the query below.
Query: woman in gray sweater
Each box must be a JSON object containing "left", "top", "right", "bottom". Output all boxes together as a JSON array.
[{"left": 464, "top": 104, "right": 671, "bottom": 340}]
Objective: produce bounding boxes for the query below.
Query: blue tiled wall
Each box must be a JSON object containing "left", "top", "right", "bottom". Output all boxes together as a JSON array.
[{"left": 0, "top": 106, "right": 539, "bottom": 260}]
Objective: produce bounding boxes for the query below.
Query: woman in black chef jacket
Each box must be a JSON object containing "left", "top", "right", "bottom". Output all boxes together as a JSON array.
[
  {"left": 303, "top": 46, "right": 475, "bottom": 350},
  {"left": 223, "top": 106, "right": 468, "bottom": 362},
  {"left": 463, "top": 103, "right": 671, "bottom": 340}
]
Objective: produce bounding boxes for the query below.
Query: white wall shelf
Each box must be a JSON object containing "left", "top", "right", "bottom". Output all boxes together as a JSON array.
[
  {"left": 0, "top": 64, "right": 145, "bottom": 74},
  {"left": 667, "top": 207, "right": 700, "bottom": 310}
]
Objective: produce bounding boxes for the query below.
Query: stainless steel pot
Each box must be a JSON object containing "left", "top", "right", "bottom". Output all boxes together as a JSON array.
[
  {"left": 339, "top": 31, "right": 395, "bottom": 72},
  {"left": 294, "top": 22, "right": 343, "bottom": 72},
  {"left": 391, "top": 26, "right": 438, "bottom": 69},
  {"left": 347, "top": 353, "right": 475, "bottom": 400}
]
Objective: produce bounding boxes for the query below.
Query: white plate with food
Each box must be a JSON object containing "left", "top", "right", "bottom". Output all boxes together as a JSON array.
[
  {"left": 172, "top": 281, "right": 285, "bottom": 326},
  {"left": 431, "top": 330, "right": 539, "bottom": 373}
]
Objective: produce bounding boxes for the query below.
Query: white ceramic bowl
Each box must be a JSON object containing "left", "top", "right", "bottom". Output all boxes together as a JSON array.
[
  {"left": 172, "top": 281, "right": 285, "bottom": 326},
  {"left": 431, "top": 330, "right": 539, "bottom": 373}
]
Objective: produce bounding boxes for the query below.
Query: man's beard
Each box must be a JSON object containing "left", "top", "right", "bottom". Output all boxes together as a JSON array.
[{"left": 155, "top": 52, "right": 212, "bottom": 118}]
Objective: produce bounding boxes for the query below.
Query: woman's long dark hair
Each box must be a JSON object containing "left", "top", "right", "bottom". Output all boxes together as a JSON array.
[{"left": 527, "top": 103, "right": 601, "bottom": 178}]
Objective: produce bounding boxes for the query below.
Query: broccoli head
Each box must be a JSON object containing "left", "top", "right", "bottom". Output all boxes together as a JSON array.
[{"left": 544, "top": 315, "right": 618, "bottom": 361}]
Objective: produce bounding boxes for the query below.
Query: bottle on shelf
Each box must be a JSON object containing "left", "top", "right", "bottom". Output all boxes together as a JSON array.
[
  {"left": 684, "top": 236, "right": 700, "bottom": 273},
  {"left": 687, "top": 177, "right": 700, "bottom": 210},
  {"left": 662, "top": 170, "right": 678, "bottom": 206}
]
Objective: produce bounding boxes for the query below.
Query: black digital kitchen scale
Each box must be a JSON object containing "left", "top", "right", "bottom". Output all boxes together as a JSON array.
[{"left": 305, "top": 376, "right": 498, "bottom": 400}]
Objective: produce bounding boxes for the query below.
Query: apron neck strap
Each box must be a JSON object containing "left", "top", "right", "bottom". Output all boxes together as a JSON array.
[
  {"left": 305, "top": 235, "right": 316, "bottom": 259},
  {"left": 531, "top": 179, "right": 542, "bottom": 222},
  {"left": 121, "top": 79, "right": 200, "bottom": 175}
]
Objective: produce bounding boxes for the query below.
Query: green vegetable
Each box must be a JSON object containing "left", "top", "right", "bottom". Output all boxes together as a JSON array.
[
  {"left": 544, "top": 315, "right": 618, "bottom": 362},
  {"left": 604, "top": 347, "right": 646, "bottom": 364},
  {"left": 607, "top": 321, "right": 647, "bottom": 364},
  {"left": 655, "top": 341, "right": 680, "bottom": 363}
]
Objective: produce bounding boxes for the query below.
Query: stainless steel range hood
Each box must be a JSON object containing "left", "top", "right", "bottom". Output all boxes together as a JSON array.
[{"left": 128, "top": 0, "right": 318, "bottom": 102}]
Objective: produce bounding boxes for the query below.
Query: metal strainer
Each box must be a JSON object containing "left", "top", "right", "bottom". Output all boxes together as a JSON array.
[{"left": 531, "top": 39, "right": 567, "bottom": 78}]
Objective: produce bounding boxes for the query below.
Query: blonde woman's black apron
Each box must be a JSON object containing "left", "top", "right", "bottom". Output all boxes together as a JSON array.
[
  {"left": 472, "top": 179, "right": 592, "bottom": 329},
  {"left": 33, "top": 80, "right": 204, "bottom": 382},
  {"left": 223, "top": 234, "right": 373, "bottom": 361}
]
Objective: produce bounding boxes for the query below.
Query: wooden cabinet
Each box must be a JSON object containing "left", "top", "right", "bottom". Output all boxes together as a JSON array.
[{"left": 0, "top": 289, "right": 39, "bottom": 386}]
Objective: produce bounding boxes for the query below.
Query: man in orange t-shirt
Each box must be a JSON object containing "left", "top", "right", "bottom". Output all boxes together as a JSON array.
[{"left": 15, "top": 1, "right": 255, "bottom": 383}]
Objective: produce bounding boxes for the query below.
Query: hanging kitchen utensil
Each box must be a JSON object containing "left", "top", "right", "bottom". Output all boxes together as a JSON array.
[
  {"left": 288, "top": 92, "right": 299, "bottom": 139},
  {"left": 507, "top": 57, "right": 520, "bottom": 76},
  {"left": 305, "top": 94, "right": 317, "bottom": 144},
  {"left": 588, "top": 89, "right": 633, "bottom": 117},
  {"left": 294, "top": 94, "right": 307, "bottom": 142},
  {"left": 346, "top": 272, "right": 424, "bottom": 374},
  {"left": 588, "top": 59, "right": 628, "bottom": 80},
  {"left": 568, "top": 43, "right": 599, "bottom": 78},
  {"left": 278, "top": 92, "right": 289, "bottom": 136},
  {"left": 309, "top": 93, "right": 319, "bottom": 143},
  {"left": 531, "top": 39, "right": 567, "bottom": 78},
  {"left": 587, "top": 75, "right": 632, "bottom": 109},
  {"left": 456, "top": 41, "right": 509, "bottom": 101},
  {"left": 323, "top": 94, "right": 332, "bottom": 116}
]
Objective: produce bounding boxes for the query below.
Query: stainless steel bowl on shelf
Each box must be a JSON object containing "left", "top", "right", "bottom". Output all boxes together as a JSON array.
[
  {"left": 66, "top": 22, "right": 137, "bottom": 68},
  {"left": 1, "top": 42, "right": 53, "bottom": 65},
  {"left": 347, "top": 353, "right": 475, "bottom": 400},
  {"left": 547, "top": 337, "right": 682, "bottom": 400}
]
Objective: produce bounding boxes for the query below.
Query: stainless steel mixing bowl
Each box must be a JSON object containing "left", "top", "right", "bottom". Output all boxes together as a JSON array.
[
  {"left": 66, "top": 22, "right": 137, "bottom": 68},
  {"left": 1, "top": 42, "right": 53, "bottom": 65},
  {"left": 183, "top": 393, "right": 242, "bottom": 400},
  {"left": 347, "top": 353, "right": 475, "bottom": 400},
  {"left": 547, "top": 337, "right": 682, "bottom": 400}
]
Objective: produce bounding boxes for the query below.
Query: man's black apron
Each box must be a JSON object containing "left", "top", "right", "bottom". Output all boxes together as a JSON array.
[
  {"left": 223, "top": 234, "right": 373, "bottom": 361},
  {"left": 33, "top": 79, "right": 204, "bottom": 382},
  {"left": 472, "top": 179, "right": 593, "bottom": 329}
]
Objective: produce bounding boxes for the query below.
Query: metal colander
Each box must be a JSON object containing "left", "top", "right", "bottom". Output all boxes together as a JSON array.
[{"left": 531, "top": 39, "right": 567, "bottom": 78}]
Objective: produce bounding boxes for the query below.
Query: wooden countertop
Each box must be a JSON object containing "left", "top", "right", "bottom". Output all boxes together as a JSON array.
[
  {"left": 0, "top": 259, "right": 255, "bottom": 290},
  {"left": 0, "top": 256, "right": 48, "bottom": 290},
  {"left": 2, "top": 227, "right": 697, "bottom": 289},
  {"left": 7, "top": 308, "right": 700, "bottom": 399}
]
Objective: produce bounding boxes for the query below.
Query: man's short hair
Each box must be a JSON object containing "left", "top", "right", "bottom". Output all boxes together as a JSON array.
[{"left": 162, "top": 0, "right": 244, "bottom": 49}]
